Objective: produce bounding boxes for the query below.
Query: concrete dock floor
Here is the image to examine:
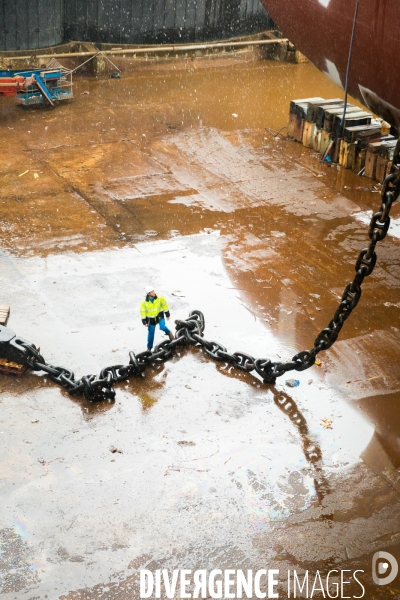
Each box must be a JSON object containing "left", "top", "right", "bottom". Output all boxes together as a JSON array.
[{"left": 0, "top": 55, "right": 400, "bottom": 599}]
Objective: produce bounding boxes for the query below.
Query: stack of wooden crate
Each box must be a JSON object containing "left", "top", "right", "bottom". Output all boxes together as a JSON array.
[
  {"left": 287, "top": 97, "right": 396, "bottom": 182},
  {"left": 339, "top": 124, "right": 381, "bottom": 169},
  {"left": 365, "top": 138, "right": 397, "bottom": 181}
]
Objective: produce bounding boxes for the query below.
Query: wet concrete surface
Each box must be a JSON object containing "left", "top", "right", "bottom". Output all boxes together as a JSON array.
[{"left": 1, "top": 55, "right": 400, "bottom": 599}]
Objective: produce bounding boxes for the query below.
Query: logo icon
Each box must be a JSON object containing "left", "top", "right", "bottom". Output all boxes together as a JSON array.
[{"left": 372, "top": 551, "right": 398, "bottom": 586}]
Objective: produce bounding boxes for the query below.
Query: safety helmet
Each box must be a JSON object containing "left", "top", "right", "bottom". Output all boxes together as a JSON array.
[{"left": 145, "top": 285, "right": 155, "bottom": 295}]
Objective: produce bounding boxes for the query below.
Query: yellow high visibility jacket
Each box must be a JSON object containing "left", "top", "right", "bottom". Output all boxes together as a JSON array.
[{"left": 140, "top": 295, "right": 170, "bottom": 324}]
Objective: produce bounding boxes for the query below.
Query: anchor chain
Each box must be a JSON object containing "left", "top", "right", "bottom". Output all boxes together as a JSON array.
[
  {"left": 258, "top": 138, "right": 400, "bottom": 382},
  {"left": 9, "top": 310, "right": 206, "bottom": 402},
  {"left": 2, "top": 141, "right": 400, "bottom": 399}
]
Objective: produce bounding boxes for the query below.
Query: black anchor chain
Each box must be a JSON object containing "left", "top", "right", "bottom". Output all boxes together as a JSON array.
[{"left": 1, "top": 141, "right": 400, "bottom": 401}]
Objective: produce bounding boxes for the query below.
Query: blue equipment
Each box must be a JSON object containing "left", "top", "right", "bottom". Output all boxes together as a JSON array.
[{"left": 0, "top": 63, "right": 73, "bottom": 107}]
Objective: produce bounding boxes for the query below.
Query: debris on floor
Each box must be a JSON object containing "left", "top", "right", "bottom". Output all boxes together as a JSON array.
[
  {"left": 110, "top": 446, "right": 123, "bottom": 454},
  {"left": 345, "top": 375, "right": 381, "bottom": 386}
]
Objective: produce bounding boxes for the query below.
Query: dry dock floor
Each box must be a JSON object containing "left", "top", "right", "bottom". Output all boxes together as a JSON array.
[{"left": 1, "top": 55, "right": 400, "bottom": 599}]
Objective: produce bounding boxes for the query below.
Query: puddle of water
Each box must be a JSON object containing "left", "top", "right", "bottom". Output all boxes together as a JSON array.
[
  {"left": 0, "top": 230, "right": 388, "bottom": 598},
  {"left": 353, "top": 209, "right": 400, "bottom": 240}
]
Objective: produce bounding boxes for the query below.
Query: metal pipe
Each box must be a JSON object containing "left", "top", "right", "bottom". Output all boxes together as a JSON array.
[
  {"left": 340, "top": 0, "right": 360, "bottom": 136},
  {"left": 1, "top": 38, "right": 288, "bottom": 62}
]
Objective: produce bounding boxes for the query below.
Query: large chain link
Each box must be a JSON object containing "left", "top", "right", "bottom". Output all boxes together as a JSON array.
[
  {"left": 11, "top": 311, "right": 203, "bottom": 402},
  {"left": 4, "top": 141, "right": 400, "bottom": 399}
]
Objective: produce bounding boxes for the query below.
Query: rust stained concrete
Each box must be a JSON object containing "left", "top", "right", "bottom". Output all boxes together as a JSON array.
[{"left": 0, "top": 55, "right": 400, "bottom": 599}]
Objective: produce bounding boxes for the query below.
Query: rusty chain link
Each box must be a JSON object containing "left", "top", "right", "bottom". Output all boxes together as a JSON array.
[{"left": 2, "top": 140, "right": 400, "bottom": 400}]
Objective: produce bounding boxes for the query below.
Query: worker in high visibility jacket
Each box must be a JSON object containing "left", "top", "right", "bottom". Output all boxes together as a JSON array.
[{"left": 140, "top": 286, "right": 174, "bottom": 352}]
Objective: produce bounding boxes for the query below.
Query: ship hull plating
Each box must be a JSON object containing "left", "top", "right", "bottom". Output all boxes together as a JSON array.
[{"left": 259, "top": 0, "right": 400, "bottom": 128}]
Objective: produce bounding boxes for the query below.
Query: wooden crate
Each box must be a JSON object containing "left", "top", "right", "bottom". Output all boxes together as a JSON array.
[
  {"left": 380, "top": 139, "right": 398, "bottom": 160},
  {"left": 338, "top": 140, "right": 346, "bottom": 166},
  {"left": 0, "top": 357, "right": 27, "bottom": 377},
  {"left": 364, "top": 150, "right": 378, "bottom": 179},
  {"left": 375, "top": 156, "right": 388, "bottom": 183},
  {"left": 320, "top": 130, "right": 332, "bottom": 155},
  {"left": 302, "top": 121, "right": 316, "bottom": 147},
  {"left": 0, "top": 305, "right": 10, "bottom": 326},
  {"left": 289, "top": 97, "right": 324, "bottom": 114},
  {"left": 305, "top": 98, "right": 342, "bottom": 124},
  {"left": 332, "top": 138, "right": 342, "bottom": 163},
  {"left": 313, "top": 128, "right": 322, "bottom": 152},
  {"left": 385, "top": 161, "right": 393, "bottom": 179},
  {"left": 332, "top": 111, "right": 372, "bottom": 139},
  {"left": 293, "top": 116, "right": 304, "bottom": 143},
  {"left": 366, "top": 136, "right": 395, "bottom": 152},
  {"left": 303, "top": 97, "right": 328, "bottom": 122},
  {"left": 287, "top": 113, "right": 296, "bottom": 138},
  {"left": 293, "top": 98, "right": 324, "bottom": 120},
  {"left": 289, "top": 97, "right": 325, "bottom": 142},
  {"left": 353, "top": 148, "right": 367, "bottom": 174},
  {"left": 316, "top": 103, "right": 348, "bottom": 129},
  {"left": 343, "top": 124, "right": 381, "bottom": 144},
  {"left": 339, "top": 141, "right": 356, "bottom": 169},
  {"left": 323, "top": 106, "right": 360, "bottom": 133}
]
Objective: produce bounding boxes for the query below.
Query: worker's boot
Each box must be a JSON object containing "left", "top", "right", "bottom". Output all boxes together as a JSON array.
[{"left": 168, "top": 331, "right": 175, "bottom": 341}]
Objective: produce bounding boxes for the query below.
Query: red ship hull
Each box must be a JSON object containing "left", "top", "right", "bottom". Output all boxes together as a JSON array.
[{"left": 260, "top": 0, "right": 400, "bottom": 129}]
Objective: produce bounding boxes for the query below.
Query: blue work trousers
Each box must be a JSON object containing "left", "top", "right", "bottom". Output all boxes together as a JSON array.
[{"left": 147, "top": 318, "right": 170, "bottom": 350}]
